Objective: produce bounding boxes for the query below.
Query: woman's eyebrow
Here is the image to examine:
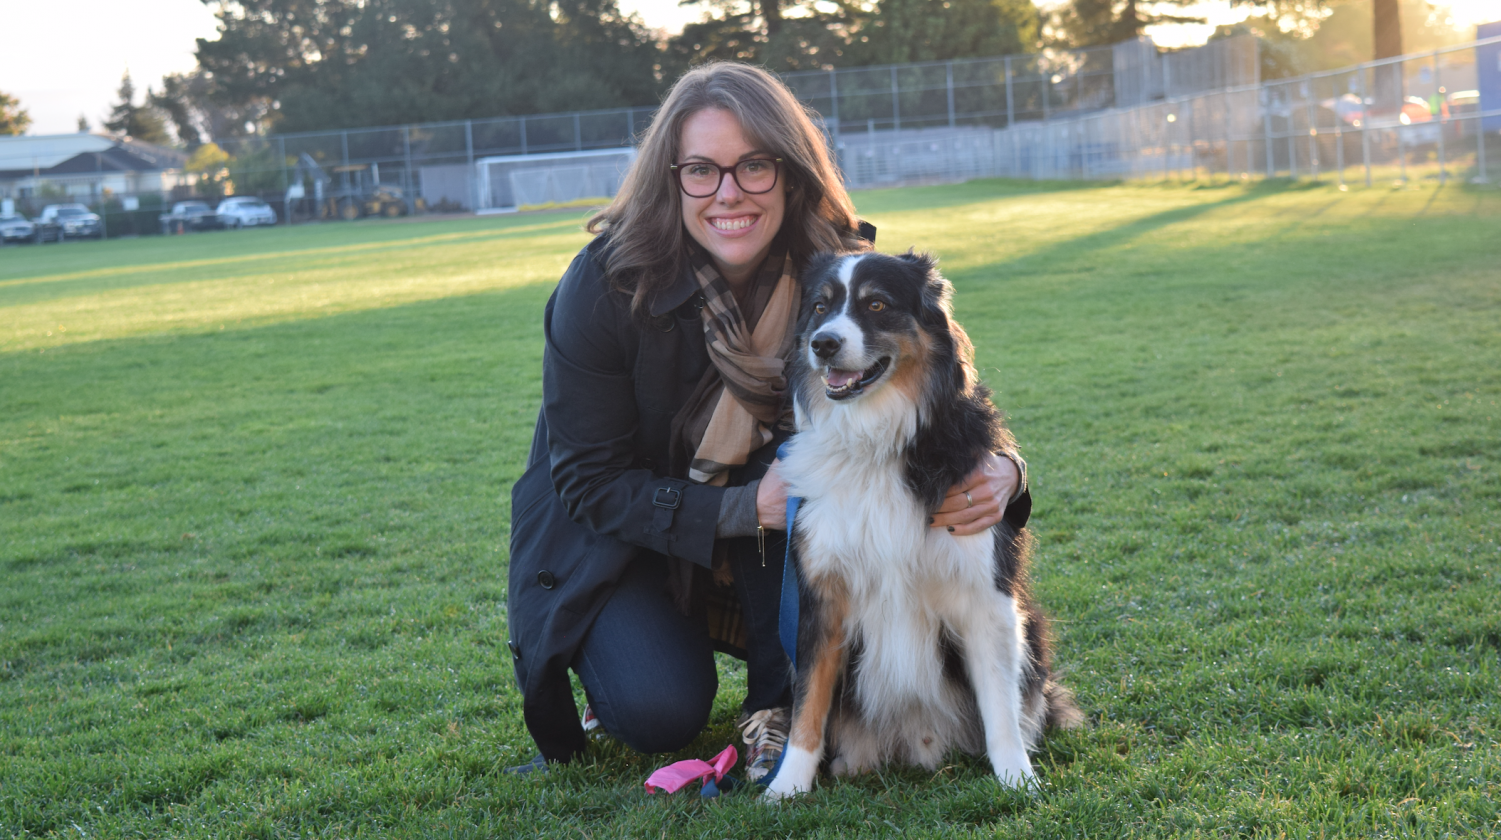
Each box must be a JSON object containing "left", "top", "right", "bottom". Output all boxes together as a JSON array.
[{"left": 679, "top": 150, "right": 773, "bottom": 163}]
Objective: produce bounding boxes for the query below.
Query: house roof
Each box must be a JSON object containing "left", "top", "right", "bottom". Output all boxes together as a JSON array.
[
  {"left": 0, "top": 133, "right": 115, "bottom": 172},
  {"left": 0, "top": 134, "right": 187, "bottom": 180}
]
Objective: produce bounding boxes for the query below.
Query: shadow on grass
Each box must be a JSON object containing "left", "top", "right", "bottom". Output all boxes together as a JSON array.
[{"left": 955, "top": 182, "right": 1283, "bottom": 282}]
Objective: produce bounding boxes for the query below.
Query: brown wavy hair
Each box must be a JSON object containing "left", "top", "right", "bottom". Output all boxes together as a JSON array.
[{"left": 588, "top": 62, "right": 867, "bottom": 317}]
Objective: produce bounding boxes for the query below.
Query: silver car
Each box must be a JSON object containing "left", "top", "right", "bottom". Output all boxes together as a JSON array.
[
  {"left": 216, "top": 196, "right": 278, "bottom": 228},
  {"left": 0, "top": 213, "right": 36, "bottom": 244}
]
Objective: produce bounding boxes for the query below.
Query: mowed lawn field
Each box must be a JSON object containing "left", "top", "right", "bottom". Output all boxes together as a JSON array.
[{"left": 2, "top": 180, "right": 1498, "bottom": 838}]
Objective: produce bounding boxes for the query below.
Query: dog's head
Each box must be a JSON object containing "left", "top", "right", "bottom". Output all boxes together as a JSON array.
[{"left": 795, "top": 250, "right": 975, "bottom": 409}]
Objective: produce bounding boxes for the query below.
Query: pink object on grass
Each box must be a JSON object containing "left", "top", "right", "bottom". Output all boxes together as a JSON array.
[{"left": 643, "top": 744, "right": 738, "bottom": 794}]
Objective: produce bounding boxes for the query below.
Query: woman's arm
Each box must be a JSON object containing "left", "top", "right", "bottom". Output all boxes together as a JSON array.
[
  {"left": 755, "top": 452, "right": 1027, "bottom": 535},
  {"left": 542, "top": 249, "right": 726, "bottom": 568}
]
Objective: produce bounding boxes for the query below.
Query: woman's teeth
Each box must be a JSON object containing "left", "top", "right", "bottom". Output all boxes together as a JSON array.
[{"left": 711, "top": 217, "right": 755, "bottom": 231}]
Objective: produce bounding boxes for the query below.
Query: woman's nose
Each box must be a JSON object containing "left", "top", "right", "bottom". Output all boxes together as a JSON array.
[{"left": 716, "top": 169, "right": 743, "bottom": 203}]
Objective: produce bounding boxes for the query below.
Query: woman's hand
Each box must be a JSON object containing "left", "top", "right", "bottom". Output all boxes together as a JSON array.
[
  {"left": 756, "top": 458, "right": 790, "bottom": 529},
  {"left": 930, "top": 453, "right": 1019, "bottom": 536}
]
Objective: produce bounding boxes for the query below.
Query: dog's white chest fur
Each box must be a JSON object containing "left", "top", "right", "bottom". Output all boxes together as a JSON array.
[{"left": 783, "top": 401, "right": 1018, "bottom": 768}]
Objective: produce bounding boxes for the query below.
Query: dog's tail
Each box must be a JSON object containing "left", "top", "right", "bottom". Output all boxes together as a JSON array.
[{"left": 1042, "top": 680, "right": 1085, "bottom": 730}]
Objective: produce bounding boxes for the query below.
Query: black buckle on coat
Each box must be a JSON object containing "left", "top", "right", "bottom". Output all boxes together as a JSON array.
[{"left": 652, "top": 487, "right": 682, "bottom": 510}]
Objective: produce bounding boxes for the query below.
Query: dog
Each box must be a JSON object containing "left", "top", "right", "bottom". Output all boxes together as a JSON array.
[{"left": 765, "top": 250, "right": 1081, "bottom": 799}]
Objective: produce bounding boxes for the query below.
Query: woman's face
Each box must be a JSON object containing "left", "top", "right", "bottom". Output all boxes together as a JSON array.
[{"left": 677, "top": 107, "right": 787, "bottom": 286}]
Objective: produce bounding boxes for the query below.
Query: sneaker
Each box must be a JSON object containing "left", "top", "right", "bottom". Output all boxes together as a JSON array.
[
  {"left": 737, "top": 707, "right": 789, "bottom": 783},
  {"left": 581, "top": 703, "right": 608, "bottom": 740}
]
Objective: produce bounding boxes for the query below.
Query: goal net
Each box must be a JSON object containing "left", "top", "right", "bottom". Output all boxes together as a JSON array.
[{"left": 475, "top": 148, "right": 637, "bottom": 213}]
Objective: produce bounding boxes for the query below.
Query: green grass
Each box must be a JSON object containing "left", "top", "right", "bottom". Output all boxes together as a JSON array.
[{"left": 2, "top": 180, "right": 1498, "bottom": 838}]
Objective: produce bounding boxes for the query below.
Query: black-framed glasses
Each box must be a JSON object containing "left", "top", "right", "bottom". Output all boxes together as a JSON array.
[{"left": 670, "top": 158, "right": 783, "bottom": 198}]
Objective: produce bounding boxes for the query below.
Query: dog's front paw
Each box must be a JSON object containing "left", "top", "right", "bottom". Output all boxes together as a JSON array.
[
  {"left": 762, "top": 744, "right": 820, "bottom": 801},
  {"left": 991, "top": 752, "right": 1036, "bottom": 790}
]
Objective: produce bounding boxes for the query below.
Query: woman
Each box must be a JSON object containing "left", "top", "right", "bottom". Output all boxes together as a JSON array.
[{"left": 506, "top": 62, "right": 1028, "bottom": 777}]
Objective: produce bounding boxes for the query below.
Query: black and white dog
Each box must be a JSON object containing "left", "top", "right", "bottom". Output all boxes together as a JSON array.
[{"left": 766, "top": 251, "right": 1080, "bottom": 799}]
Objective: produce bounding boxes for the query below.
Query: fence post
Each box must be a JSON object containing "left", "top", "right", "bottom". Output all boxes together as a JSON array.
[
  {"left": 574, "top": 113, "right": 582, "bottom": 151},
  {"left": 1306, "top": 82, "right": 1319, "bottom": 179},
  {"left": 1262, "top": 88, "right": 1273, "bottom": 177},
  {"left": 465, "top": 119, "right": 475, "bottom": 211},
  {"left": 1359, "top": 66, "right": 1372, "bottom": 186},
  {"left": 1042, "top": 65, "right": 1051, "bottom": 122},
  {"left": 946, "top": 62, "right": 956, "bottom": 128},
  {"left": 1004, "top": 56, "right": 1015, "bottom": 129},
  {"left": 1223, "top": 94, "right": 1233, "bottom": 180},
  {"left": 891, "top": 66, "right": 900, "bottom": 131},
  {"left": 1479, "top": 118, "right": 1489, "bottom": 183},
  {"left": 1288, "top": 86, "right": 1298, "bottom": 178},
  {"left": 828, "top": 69, "right": 840, "bottom": 130},
  {"left": 627, "top": 109, "right": 635, "bottom": 142},
  {"left": 277, "top": 137, "right": 288, "bottom": 192},
  {"left": 403, "top": 125, "right": 413, "bottom": 202},
  {"left": 1433, "top": 51, "right": 1446, "bottom": 184},
  {"left": 341, "top": 131, "right": 350, "bottom": 166}
]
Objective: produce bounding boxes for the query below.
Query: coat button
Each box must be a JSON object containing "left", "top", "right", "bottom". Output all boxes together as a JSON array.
[{"left": 537, "top": 570, "right": 556, "bottom": 589}]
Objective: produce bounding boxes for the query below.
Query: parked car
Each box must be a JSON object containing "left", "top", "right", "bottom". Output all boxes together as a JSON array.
[
  {"left": 216, "top": 196, "right": 277, "bottom": 228},
  {"left": 159, "top": 201, "right": 224, "bottom": 234},
  {"left": 0, "top": 213, "right": 37, "bottom": 244},
  {"left": 37, "top": 204, "right": 104, "bottom": 240}
]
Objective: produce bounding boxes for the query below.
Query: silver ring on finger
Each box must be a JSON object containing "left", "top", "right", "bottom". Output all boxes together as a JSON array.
[{"left": 964, "top": 491, "right": 974, "bottom": 509}]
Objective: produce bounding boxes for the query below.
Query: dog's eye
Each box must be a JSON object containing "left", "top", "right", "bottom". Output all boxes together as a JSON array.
[
  {"left": 814, "top": 302, "right": 828, "bottom": 315},
  {"left": 868, "top": 300, "right": 886, "bottom": 312}
]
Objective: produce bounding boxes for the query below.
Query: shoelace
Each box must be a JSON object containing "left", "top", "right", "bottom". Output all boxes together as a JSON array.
[{"left": 739, "top": 708, "right": 788, "bottom": 758}]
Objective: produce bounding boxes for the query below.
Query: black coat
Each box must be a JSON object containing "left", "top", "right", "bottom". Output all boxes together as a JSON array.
[{"left": 508, "top": 235, "right": 729, "bottom": 763}]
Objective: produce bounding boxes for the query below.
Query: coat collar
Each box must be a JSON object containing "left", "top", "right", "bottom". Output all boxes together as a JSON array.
[{"left": 648, "top": 259, "right": 701, "bottom": 317}]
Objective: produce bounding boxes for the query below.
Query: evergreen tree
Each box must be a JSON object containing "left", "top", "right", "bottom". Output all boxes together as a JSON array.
[
  {"left": 103, "top": 72, "right": 172, "bottom": 144},
  {"left": 1055, "top": 0, "right": 1205, "bottom": 48},
  {"left": 77, "top": 114, "right": 91, "bottom": 133},
  {"left": 0, "top": 90, "right": 31, "bottom": 136}
]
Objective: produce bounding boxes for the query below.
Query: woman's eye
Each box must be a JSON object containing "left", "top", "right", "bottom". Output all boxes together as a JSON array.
[
  {"left": 687, "top": 164, "right": 714, "bottom": 177},
  {"left": 814, "top": 302, "right": 828, "bottom": 314},
  {"left": 743, "top": 160, "right": 768, "bottom": 174},
  {"left": 868, "top": 300, "right": 886, "bottom": 312}
]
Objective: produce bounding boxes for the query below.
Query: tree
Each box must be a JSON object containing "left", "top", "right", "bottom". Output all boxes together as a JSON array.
[
  {"left": 1212, "top": 0, "right": 1468, "bottom": 79},
  {"left": 1054, "top": 0, "right": 1207, "bottom": 47},
  {"left": 193, "top": 0, "right": 664, "bottom": 134},
  {"left": 843, "top": 0, "right": 1039, "bottom": 65},
  {"left": 77, "top": 114, "right": 91, "bottom": 133},
  {"left": 0, "top": 90, "right": 32, "bottom": 136},
  {"left": 667, "top": 0, "right": 1040, "bottom": 74},
  {"left": 104, "top": 72, "right": 172, "bottom": 145}
]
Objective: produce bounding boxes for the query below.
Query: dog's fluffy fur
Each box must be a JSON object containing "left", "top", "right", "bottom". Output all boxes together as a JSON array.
[{"left": 767, "top": 251, "right": 1081, "bottom": 799}]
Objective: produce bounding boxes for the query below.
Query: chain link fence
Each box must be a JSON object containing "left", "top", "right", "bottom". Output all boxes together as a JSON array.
[{"left": 841, "top": 36, "right": 1500, "bottom": 188}]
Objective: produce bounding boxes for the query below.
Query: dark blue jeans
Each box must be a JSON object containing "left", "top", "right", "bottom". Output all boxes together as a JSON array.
[{"left": 571, "top": 539, "right": 792, "bottom": 754}]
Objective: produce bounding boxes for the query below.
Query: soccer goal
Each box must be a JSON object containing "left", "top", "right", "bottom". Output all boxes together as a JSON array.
[{"left": 474, "top": 148, "right": 637, "bottom": 214}]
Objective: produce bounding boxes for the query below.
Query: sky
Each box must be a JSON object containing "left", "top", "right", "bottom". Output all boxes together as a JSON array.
[{"left": 3, "top": 0, "right": 1496, "bottom": 136}]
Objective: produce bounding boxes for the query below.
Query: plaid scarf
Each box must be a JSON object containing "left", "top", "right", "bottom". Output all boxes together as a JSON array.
[{"left": 669, "top": 242, "right": 799, "bottom": 486}]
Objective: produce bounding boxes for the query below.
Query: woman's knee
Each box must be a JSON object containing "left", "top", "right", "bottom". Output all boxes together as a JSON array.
[{"left": 597, "top": 675, "right": 716, "bottom": 754}]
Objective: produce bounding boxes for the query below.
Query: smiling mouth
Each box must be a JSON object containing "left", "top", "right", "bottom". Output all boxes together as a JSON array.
[
  {"left": 710, "top": 216, "right": 757, "bottom": 231},
  {"left": 823, "top": 357, "right": 890, "bottom": 400}
]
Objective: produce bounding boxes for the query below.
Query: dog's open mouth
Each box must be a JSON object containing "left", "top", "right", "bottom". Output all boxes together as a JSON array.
[{"left": 824, "top": 357, "right": 890, "bottom": 400}]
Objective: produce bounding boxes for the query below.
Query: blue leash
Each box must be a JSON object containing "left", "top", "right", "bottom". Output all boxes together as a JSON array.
[{"left": 774, "top": 441, "right": 802, "bottom": 672}]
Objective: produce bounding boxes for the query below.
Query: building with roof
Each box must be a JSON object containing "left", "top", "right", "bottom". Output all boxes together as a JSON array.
[{"left": 0, "top": 133, "right": 192, "bottom": 202}]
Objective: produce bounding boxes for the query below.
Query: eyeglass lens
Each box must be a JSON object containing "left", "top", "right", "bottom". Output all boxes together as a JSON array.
[{"left": 677, "top": 159, "right": 778, "bottom": 197}]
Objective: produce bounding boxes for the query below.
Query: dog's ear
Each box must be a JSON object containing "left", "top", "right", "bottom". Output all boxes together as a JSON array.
[
  {"left": 902, "top": 250, "right": 952, "bottom": 329},
  {"left": 803, "top": 251, "right": 842, "bottom": 285}
]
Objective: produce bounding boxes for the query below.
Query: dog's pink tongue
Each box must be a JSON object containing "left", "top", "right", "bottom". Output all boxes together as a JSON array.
[{"left": 826, "top": 369, "right": 860, "bottom": 388}]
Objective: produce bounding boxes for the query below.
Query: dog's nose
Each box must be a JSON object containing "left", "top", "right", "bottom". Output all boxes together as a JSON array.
[{"left": 810, "top": 332, "right": 843, "bottom": 359}]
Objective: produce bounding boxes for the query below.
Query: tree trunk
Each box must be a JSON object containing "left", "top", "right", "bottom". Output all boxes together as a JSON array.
[
  {"left": 1372, "top": 0, "right": 1402, "bottom": 60},
  {"left": 763, "top": 0, "right": 782, "bottom": 37}
]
